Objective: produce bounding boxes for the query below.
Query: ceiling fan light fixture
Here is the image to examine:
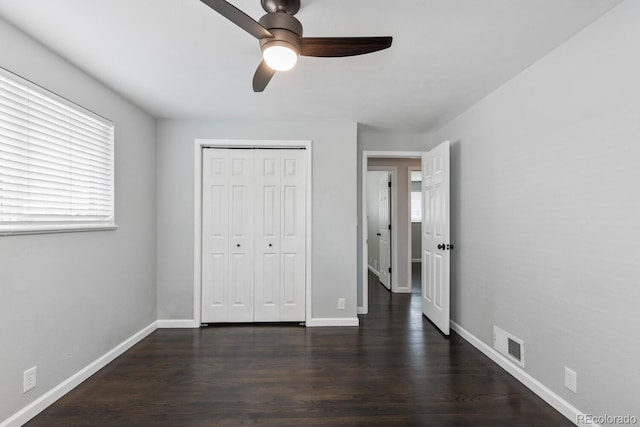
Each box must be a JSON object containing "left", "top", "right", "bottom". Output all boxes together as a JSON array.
[{"left": 262, "top": 41, "right": 298, "bottom": 71}]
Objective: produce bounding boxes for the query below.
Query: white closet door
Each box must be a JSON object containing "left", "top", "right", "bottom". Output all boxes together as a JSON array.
[
  {"left": 254, "top": 149, "right": 306, "bottom": 322},
  {"left": 202, "top": 149, "right": 255, "bottom": 323}
]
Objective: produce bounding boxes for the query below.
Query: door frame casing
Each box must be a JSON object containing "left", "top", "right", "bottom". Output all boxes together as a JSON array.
[
  {"left": 361, "top": 151, "right": 424, "bottom": 315},
  {"left": 194, "top": 139, "right": 313, "bottom": 326}
]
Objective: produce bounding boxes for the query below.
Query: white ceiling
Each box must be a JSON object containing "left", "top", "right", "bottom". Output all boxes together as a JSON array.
[{"left": 0, "top": 0, "right": 622, "bottom": 132}]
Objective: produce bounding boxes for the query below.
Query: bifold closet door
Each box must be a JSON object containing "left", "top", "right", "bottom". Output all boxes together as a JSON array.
[
  {"left": 202, "top": 149, "right": 255, "bottom": 323},
  {"left": 202, "top": 148, "right": 306, "bottom": 323},
  {"left": 254, "top": 149, "right": 306, "bottom": 322}
]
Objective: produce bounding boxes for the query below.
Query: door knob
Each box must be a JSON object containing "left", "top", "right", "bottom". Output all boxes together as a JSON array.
[
  {"left": 376, "top": 233, "right": 381, "bottom": 236},
  {"left": 236, "top": 244, "right": 240, "bottom": 247},
  {"left": 437, "top": 243, "right": 445, "bottom": 250},
  {"left": 269, "top": 243, "right": 272, "bottom": 247}
]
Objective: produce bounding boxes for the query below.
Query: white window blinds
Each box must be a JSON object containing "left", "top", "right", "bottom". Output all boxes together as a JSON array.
[{"left": 0, "top": 69, "right": 115, "bottom": 234}]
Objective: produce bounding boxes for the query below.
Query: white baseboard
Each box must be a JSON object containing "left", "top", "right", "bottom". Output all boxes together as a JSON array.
[
  {"left": 392, "top": 286, "right": 412, "bottom": 294},
  {"left": 306, "top": 317, "right": 359, "bottom": 327},
  {"left": 367, "top": 264, "right": 380, "bottom": 277},
  {"left": 157, "top": 319, "right": 199, "bottom": 328},
  {"left": 357, "top": 307, "right": 367, "bottom": 315},
  {"left": 1, "top": 321, "right": 157, "bottom": 427},
  {"left": 450, "top": 321, "right": 593, "bottom": 427},
  {"left": 412, "top": 259, "right": 420, "bottom": 263}
]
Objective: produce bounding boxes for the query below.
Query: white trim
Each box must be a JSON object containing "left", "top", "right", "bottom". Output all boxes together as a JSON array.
[
  {"left": 367, "top": 264, "right": 380, "bottom": 277},
  {"left": 362, "top": 151, "right": 426, "bottom": 313},
  {"left": 157, "top": 319, "right": 199, "bottom": 328},
  {"left": 450, "top": 321, "right": 592, "bottom": 427},
  {"left": 357, "top": 307, "right": 366, "bottom": 315},
  {"left": 194, "top": 139, "right": 313, "bottom": 326},
  {"left": 306, "top": 317, "right": 359, "bottom": 327},
  {"left": 412, "top": 259, "right": 421, "bottom": 263},
  {"left": 0, "top": 322, "right": 157, "bottom": 427}
]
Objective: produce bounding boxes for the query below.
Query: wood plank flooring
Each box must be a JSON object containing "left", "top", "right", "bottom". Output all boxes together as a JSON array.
[{"left": 27, "top": 267, "right": 572, "bottom": 426}]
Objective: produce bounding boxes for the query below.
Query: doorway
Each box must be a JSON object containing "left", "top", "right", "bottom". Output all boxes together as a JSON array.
[
  {"left": 361, "top": 152, "right": 423, "bottom": 315},
  {"left": 366, "top": 168, "right": 394, "bottom": 291},
  {"left": 361, "top": 144, "right": 451, "bottom": 336}
]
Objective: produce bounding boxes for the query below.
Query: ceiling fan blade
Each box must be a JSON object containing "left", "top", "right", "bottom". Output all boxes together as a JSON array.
[
  {"left": 299, "top": 36, "right": 392, "bottom": 57},
  {"left": 253, "top": 60, "right": 276, "bottom": 92},
  {"left": 200, "top": 0, "right": 273, "bottom": 40}
]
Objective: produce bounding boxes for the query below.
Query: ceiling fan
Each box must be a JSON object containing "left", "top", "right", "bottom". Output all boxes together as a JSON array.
[{"left": 200, "top": 0, "right": 393, "bottom": 92}]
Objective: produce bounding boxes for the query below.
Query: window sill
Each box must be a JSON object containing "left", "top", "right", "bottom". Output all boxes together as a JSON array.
[{"left": 0, "top": 224, "right": 118, "bottom": 236}]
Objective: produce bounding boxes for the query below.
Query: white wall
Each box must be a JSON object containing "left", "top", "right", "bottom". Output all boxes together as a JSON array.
[
  {"left": 432, "top": 0, "right": 640, "bottom": 418},
  {"left": 157, "top": 120, "right": 358, "bottom": 322},
  {"left": 0, "top": 18, "right": 157, "bottom": 422},
  {"left": 366, "top": 171, "right": 387, "bottom": 272}
]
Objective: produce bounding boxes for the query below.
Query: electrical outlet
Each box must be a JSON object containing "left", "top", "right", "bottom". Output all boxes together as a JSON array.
[
  {"left": 564, "top": 367, "right": 577, "bottom": 393},
  {"left": 23, "top": 366, "right": 37, "bottom": 393},
  {"left": 338, "top": 298, "right": 346, "bottom": 310}
]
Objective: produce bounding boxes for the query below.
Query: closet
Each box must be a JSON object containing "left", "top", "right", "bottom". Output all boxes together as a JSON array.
[{"left": 201, "top": 148, "right": 306, "bottom": 323}]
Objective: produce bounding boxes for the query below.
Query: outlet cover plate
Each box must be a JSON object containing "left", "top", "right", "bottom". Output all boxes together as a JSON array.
[{"left": 564, "top": 367, "right": 577, "bottom": 393}]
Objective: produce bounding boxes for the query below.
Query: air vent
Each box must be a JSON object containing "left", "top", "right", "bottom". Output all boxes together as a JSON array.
[
  {"left": 508, "top": 338, "right": 522, "bottom": 361},
  {"left": 493, "top": 326, "right": 525, "bottom": 367}
]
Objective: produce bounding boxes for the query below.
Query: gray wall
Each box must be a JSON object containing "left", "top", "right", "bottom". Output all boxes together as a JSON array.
[
  {"left": 410, "top": 179, "right": 422, "bottom": 261},
  {"left": 432, "top": 0, "right": 640, "bottom": 417},
  {"left": 156, "top": 120, "right": 358, "bottom": 321},
  {"left": 411, "top": 223, "right": 421, "bottom": 262},
  {"left": 0, "top": 18, "right": 157, "bottom": 421},
  {"left": 366, "top": 171, "right": 387, "bottom": 272}
]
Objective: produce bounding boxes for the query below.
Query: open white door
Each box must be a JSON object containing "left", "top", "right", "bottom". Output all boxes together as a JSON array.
[
  {"left": 421, "top": 141, "right": 451, "bottom": 335},
  {"left": 378, "top": 172, "right": 391, "bottom": 290}
]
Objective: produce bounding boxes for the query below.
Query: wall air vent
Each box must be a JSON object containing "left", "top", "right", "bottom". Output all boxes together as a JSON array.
[{"left": 493, "top": 326, "right": 525, "bottom": 368}]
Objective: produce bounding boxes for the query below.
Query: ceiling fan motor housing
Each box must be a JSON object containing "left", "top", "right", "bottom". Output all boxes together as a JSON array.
[
  {"left": 258, "top": 13, "right": 303, "bottom": 53},
  {"left": 261, "top": 0, "right": 300, "bottom": 15}
]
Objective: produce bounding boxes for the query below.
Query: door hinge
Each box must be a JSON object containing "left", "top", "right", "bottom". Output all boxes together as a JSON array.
[
  {"left": 388, "top": 181, "right": 391, "bottom": 188},
  {"left": 388, "top": 224, "right": 391, "bottom": 231},
  {"left": 388, "top": 267, "right": 392, "bottom": 273}
]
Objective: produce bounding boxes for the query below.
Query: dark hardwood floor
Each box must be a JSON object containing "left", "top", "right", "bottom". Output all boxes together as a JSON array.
[{"left": 27, "top": 266, "right": 572, "bottom": 426}]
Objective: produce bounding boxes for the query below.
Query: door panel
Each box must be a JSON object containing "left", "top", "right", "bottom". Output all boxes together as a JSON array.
[
  {"left": 254, "top": 150, "right": 281, "bottom": 321},
  {"left": 202, "top": 150, "right": 229, "bottom": 322},
  {"left": 422, "top": 141, "right": 451, "bottom": 335},
  {"left": 378, "top": 172, "right": 391, "bottom": 290},
  {"left": 202, "top": 149, "right": 254, "bottom": 323},
  {"left": 227, "top": 151, "right": 254, "bottom": 322},
  {"left": 279, "top": 150, "right": 306, "bottom": 321}
]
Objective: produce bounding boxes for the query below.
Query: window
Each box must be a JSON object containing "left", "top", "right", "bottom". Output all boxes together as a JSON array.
[
  {"left": 0, "top": 68, "right": 115, "bottom": 235},
  {"left": 410, "top": 170, "right": 422, "bottom": 222}
]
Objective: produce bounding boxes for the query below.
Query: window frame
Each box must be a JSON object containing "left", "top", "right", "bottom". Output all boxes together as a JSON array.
[{"left": 0, "top": 67, "right": 117, "bottom": 236}]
